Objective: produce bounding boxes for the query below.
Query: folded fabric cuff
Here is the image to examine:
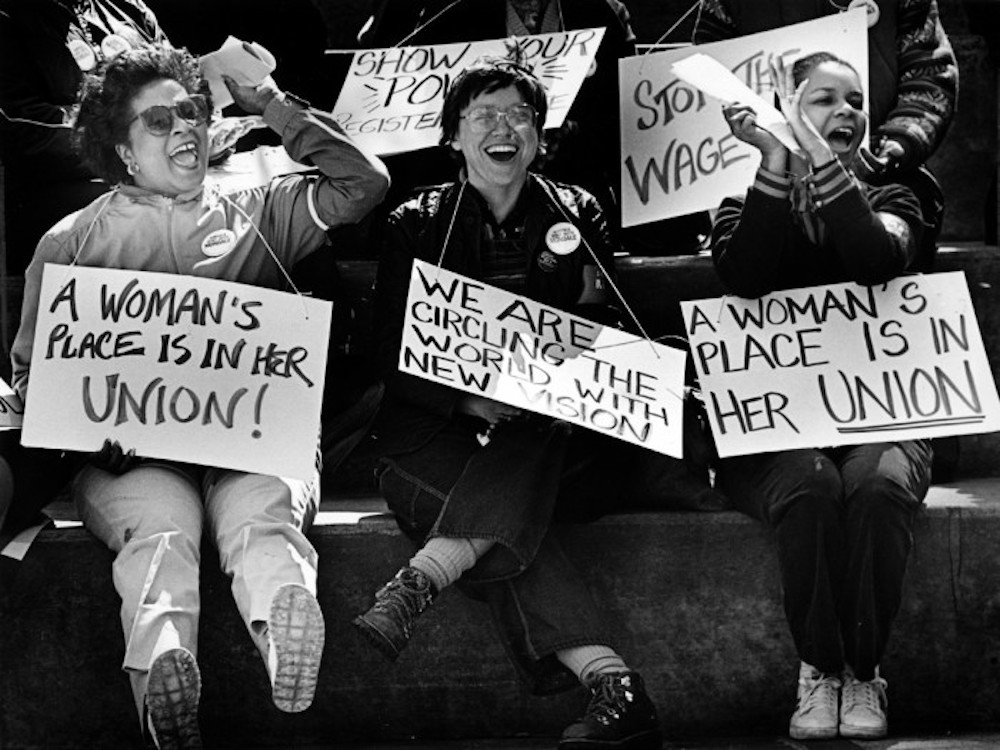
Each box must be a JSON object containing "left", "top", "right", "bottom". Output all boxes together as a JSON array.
[
  {"left": 806, "top": 159, "right": 856, "bottom": 207},
  {"left": 753, "top": 166, "right": 792, "bottom": 199}
]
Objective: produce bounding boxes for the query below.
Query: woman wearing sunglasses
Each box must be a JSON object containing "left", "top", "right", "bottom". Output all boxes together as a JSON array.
[
  {"left": 10, "top": 44, "right": 389, "bottom": 749},
  {"left": 353, "top": 57, "right": 661, "bottom": 750}
]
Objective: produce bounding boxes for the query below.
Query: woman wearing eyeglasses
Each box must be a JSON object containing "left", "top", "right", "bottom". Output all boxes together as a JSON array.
[
  {"left": 10, "top": 44, "right": 389, "bottom": 749},
  {"left": 353, "top": 57, "right": 661, "bottom": 750}
]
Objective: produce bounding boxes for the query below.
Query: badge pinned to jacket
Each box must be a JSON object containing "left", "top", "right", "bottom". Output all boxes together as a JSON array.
[
  {"left": 201, "top": 228, "right": 237, "bottom": 258},
  {"left": 545, "top": 222, "right": 581, "bottom": 256}
]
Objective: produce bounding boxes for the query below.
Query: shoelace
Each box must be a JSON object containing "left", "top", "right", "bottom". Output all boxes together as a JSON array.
[
  {"left": 586, "top": 675, "right": 631, "bottom": 721},
  {"left": 842, "top": 676, "right": 887, "bottom": 715},
  {"left": 373, "top": 576, "right": 431, "bottom": 636},
  {"left": 797, "top": 673, "right": 840, "bottom": 715}
]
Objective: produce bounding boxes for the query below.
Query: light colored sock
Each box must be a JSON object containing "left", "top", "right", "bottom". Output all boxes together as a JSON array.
[
  {"left": 556, "top": 645, "right": 628, "bottom": 685},
  {"left": 409, "top": 536, "right": 494, "bottom": 592}
]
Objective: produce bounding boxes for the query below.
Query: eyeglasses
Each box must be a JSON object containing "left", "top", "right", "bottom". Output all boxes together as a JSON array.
[
  {"left": 460, "top": 104, "right": 537, "bottom": 133},
  {"left": 129, "top": 94, "right": 209, "bottom": 135}
]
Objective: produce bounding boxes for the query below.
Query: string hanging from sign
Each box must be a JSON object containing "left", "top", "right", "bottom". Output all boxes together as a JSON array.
[
  {"left": 639, "top": 0, "right": 701, "bottom": 73},
  {"left": 394, "top": 0, "right": 470, "bottom": 47}
]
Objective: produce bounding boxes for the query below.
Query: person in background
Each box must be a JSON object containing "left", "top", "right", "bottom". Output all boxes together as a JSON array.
[
  {"left": 711, "top": 51, "right": 932, "bottom": 741},
  {"left": 694, "top": 0, "right": 958, "bottom": 271},
  {"left": 10, "top": 43, "right": 389, "bottom": 748},
  {"left": 354, "top": 57, "right": 662, "bottom": 750},
  {"left": 0, "top": 0, "right": 169, "bottom": 277}
]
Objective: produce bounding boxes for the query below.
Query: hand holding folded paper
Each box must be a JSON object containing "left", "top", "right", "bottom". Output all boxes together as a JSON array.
[
  {"left": 670, "top": 52, "right": 800, "bottom": 154},
  {"left": 199, "top": 36, "right": 277, "bottom": 110}
]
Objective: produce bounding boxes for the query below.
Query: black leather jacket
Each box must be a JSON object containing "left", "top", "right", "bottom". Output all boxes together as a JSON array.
[{"left": 370, "top": 173, "right": 621, "bottom": 457}]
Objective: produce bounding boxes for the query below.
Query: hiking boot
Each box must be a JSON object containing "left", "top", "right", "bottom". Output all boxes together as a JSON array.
[
  {"left": 789, "top": 661, "right": 841, "bottom": 740},
  {"left": 840, "top": 665, "right": 888, "bottom": 739},
  {"left": 352, "top": 566, "right": 435, "bottom": 660},
  {"left": 267, "top": 582, "right": 326, "bottom": 713},
  {"left": 145, "top": 647, "right": 202, "bottom": 750},
  {"left": 559, "top": 671, "right": 662, "bottom": 749}
]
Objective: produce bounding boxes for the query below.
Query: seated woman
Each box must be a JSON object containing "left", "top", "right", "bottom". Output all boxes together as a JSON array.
[
  {"left": 10, "top": 44, "right": 389, "bottom": 748},
  {"left": 352, "top": 57, "right": 662, "bottom": 750},
  {"left": 711, "top": 52, "right": 932, "bottom": 741}
]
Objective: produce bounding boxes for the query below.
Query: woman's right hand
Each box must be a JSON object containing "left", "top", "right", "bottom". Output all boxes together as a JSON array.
[
  {"left": 223, "top": 74, "right": 279, "bottom": 115},
  {"left": 723, "top": 103, "right": 787, "bottom": 172},
  {"left": 90, "top": 439, "right": 138, "bottom": 475}
]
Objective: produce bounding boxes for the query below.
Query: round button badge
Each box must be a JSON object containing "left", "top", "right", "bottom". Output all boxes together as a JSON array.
[
  {"left": 545, "top": 222, "right": 581, "bottom": 256},
  {"left": 100, "top": 33, "right": 132, "bottom": 59},
  {"left": 68, "top": 38, "right": 97, "bottom": 71},
  {"left": 849, "top": 0, "right": 880, "bottom": 27}
]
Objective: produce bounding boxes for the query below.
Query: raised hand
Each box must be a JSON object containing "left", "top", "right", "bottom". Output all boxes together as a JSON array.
[{"left": 769, "top": 57, "right": 834, "bottom": 168}]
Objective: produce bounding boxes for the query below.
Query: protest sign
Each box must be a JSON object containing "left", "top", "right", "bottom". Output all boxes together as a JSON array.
[
  {"left": 332, "top": 28, "right": 605, "bottom": 155},
  {"left": 618, "top": 9, "right": 868, "bottom": 227},
  {"left": 400, "top": 259, "right": 687, "bottom": 457},
  {"left": 21, "top": 265, "right": 331, "bottom": 481},
  {"left": 681, "top": 273, "right": 1000, "bottom": 457},
  {"left": 0, "top": 379, "right": 23, "bottom": 431}
]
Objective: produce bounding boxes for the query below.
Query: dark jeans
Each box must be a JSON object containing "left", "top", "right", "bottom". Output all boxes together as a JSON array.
[
  {"left": 377, "top": 416, "right": 620, "bottom": 694},
  {"left": 716, "top": 440, "right": 932, "bottom": 680}
]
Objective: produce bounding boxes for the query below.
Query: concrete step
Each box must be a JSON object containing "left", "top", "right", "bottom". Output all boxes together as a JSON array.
[{"left": 2, "top": 480, "right": 999, "bottom": 749}]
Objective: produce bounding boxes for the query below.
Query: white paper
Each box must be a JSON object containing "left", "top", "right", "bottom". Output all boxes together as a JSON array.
[{"left": 200, "top": 36, "right": 278, "bottom": 110}]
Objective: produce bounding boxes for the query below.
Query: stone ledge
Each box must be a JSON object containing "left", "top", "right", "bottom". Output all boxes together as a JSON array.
[{"left": 2, "top": 479, "right": 999, "bottom": 748}]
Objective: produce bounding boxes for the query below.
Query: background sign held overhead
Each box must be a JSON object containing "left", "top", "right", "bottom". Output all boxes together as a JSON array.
[
  {"left": 618, "top": 10, "right": 868, "bottom": 227},
  {"left": 333, "top": 29, "right": 605, "bottom": 155}
]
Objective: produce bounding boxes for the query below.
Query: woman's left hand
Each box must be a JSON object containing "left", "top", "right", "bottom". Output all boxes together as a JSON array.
[
  {"left": 769, "top": 57, "right": 834, "bottom": 168},
  {"left": 223, "top": 74, "right": 280, "bottom": 115}
]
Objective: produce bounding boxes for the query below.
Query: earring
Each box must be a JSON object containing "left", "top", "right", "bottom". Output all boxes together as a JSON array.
[{"left": 126, "top": 161, "right": 138, "bottom": 176}]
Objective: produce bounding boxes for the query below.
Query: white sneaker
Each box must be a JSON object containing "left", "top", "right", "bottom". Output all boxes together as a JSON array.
[
  {"left": 789, "top": 661, "right": 841, "bottom": 740},
  {"left": 840, "top": 665, "right": 888, "bottom": 739}
]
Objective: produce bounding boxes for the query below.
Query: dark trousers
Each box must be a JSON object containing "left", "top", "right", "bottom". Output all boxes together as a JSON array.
[
  {"left": 377, "top": 416, "right": 619, "bottom": 694},
  {"left": 716, "top": 440, "right": 932, "bottom": 680}
]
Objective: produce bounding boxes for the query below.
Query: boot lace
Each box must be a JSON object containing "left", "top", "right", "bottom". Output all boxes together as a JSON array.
[
  {"left": 585, "top": 674, "right": 631, "bottom": 724},
  {"left": 372, "top": 572, "right": 432, "bottom": 638}
]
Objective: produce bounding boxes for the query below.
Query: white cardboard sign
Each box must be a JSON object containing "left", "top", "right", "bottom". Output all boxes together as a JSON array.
[
  {"left": 681, "top": 273, "right": 1000, "bottom": 457},
  {"left": 333, "top": 28, "right": 605, "bottom": 155},
  {"left": 618, "top": 9, "right": 868, "bottom": 226},
  {"left": 400, "top": 259, "right": 687, "bottom": 457},
  {"left": 21, "top": 265, "right": 331, "bottom": 480}
]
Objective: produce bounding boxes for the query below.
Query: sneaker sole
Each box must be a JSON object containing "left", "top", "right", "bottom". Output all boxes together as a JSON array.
[
  {"left": 147, "top": 648, "right": 202, "bottom": 750},
  {"left": 789, "top": 724, "right": 838, "bottom": 740},
  {"left": 557, "top": 728, "right": 663, "bottom": 749},
  {"left": 269, "top": 583, "right": 325, "bottom": 713},
  {"left": 352, "top": 614, "right": 402, "bottom": 662},
  {"left": 840, "top": 722, "right": 888, "bottom": 739}
]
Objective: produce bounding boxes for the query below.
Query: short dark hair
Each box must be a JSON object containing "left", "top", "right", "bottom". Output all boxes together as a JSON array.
[
  {"left": 438, "top": 56, "right": 548, "bottom": 148},
  {"left": 74, "top": 44, "right": 210, "bottom": 184},
  {"left": 791, "top": 51, "right": 859, "bottom": 87}
]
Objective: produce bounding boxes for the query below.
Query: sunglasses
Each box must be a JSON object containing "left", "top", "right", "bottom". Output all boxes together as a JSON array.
[
  {"left": 461, "top": 104, "right": 537, "bottom": 133},
  {"left": 129, "top": 94, "right": 209, "bottom": 135}
]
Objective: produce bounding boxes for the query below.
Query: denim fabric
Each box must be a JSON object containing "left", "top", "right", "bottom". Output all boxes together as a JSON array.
[
  {"left": 716, "top": 440, "right": 932, "bottom": 679},
  {"left": 378, "top": 416, "right": 617, "bottom": 694}
]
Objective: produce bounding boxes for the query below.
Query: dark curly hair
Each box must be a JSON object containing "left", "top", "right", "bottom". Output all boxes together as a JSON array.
[
  {"left": 74, "top": 44, "right": 210, "bottom": 185},
  {"left": 791, "top": 51, "right": 859, "bottom": 87},
  {"left": 439, "top": 56, "right": 548, "bottom": 152}
]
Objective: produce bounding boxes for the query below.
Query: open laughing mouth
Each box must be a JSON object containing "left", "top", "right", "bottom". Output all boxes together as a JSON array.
[
  {"left": 484, "top": 143, "right": 518, "bottom": 163},
  {"left": 827, "top": 126, "right": 857, "bottom": 150},
  {"left": 170, "top": 141, "right": 200, "bottom": 168}
]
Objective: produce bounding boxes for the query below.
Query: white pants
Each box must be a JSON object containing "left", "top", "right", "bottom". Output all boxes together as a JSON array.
[{"left": 74, "top": 461, "right": 319, "bottom": 717}]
